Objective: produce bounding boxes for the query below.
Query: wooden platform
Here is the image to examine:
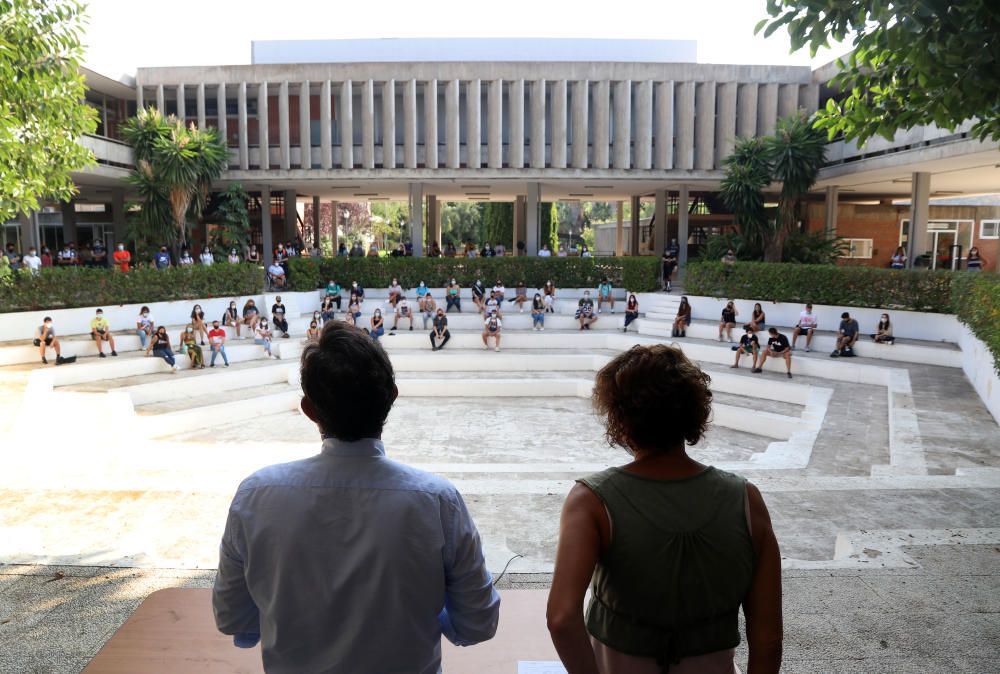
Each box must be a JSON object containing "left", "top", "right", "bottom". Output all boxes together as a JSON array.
[{"left": 82, "top": 587, "right": 561, "bottom": 673}]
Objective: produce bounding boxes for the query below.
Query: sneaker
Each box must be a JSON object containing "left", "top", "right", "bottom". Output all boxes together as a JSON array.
[
  {"left": 282, "top": 333, "right": 290, "bottom": 339},
  {"left": 409, "top": 326, "right": 413, "bottom": 331},
  {"left": 718, "top": 336, "right": 724, "bottom": 342},
  {"left": 494, "top": 347, "right": 500, "bottom": 352},
  {"left": 730, "top": 364, "right": 738, "bottom": 369},
  {"left": 41, "top": 357, "right": 47, "bottom": 364},
  {"left": 210, "top": 364, "right": 215, "bottom": 368},
  {"left": 519, "top": 308, "right": 524, "bottom": 313},
  {"left": 751, "top": 368, "right": 762, "bottom": 374},
  {"left": 484, "top": 344, "right": 489, "bottom": 350},
  {"left": 611, "top": 309, "right": 615, "bottom": 314},
  {"left": 99, "top": 352, "right": 106, "bottom": 358},
  {"left": 224, "top": 363, "right": 229, "bottom": 367},
  {"left": 805, "top": 347, "right": 811, "bottom": 353},
  {"left": 830, "top": 350, "right": 840, "bottom": 358},
  {"left": 787, "top": 372, "right": 793, "bottom": 379},
  {"left": 791, "top": 345, "right": 796, "bottom": 351},
  {"left": 597, "top": 309, "right": 602, "bottom": 314},
  {"left": 111, "top": 351, "right": 118, "bottom": 357},
  {"left": 540, "top": 327, "right": 544, "bottom": 331}
]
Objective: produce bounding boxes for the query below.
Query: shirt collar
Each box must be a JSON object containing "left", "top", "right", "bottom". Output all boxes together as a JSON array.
[{"left": 321, "top": 437, "right": 386, "bottom": 458}]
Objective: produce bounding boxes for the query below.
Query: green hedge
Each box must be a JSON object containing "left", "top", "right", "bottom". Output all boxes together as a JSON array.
[
  {"left": 952, "top": 273, "right": 1000, "bottom": 376},
  {"left": 286, "top": 256, "right": 660, "bottom": 293},
  {"left": 0, "top": 264, "right": 264, "bottom": 313},
  {"left": 685, "top": 261, "right": 955, "bottom": 313}
]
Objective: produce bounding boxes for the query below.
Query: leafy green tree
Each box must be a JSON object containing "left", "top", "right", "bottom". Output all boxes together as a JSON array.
[
  {"left": 587, "top": 202, "right": 614, "bottom": 223},
  {"left": 0, "top": 0, "right": 97, "bottom": 221},
  {"left": 480, "top": 202, "right": 514, "bottom": 247},
  {"left": 441, "top": 201, "right": 482, "bottom": 246},
  {"left": 758, "top": 0, "right": 1000, "bottom": 144},
  {"left": 121, "top": 108, "right": 229, "bottom": 250},
  {"left": 720, "top": 137, "right": 771, "bottom": 254},
  {"left": 209, "top": 183, "right": 251, "bottom": 258}
]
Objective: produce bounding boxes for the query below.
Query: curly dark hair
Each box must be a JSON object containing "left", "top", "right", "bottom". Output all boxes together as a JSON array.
[{"left": 592, "top": 344, "right": 712, "bottom": 452}]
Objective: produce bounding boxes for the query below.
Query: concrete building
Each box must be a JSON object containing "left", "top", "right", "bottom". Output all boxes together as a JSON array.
[{"left": 4, "top": 38, "right": 998, "bottom": 269}]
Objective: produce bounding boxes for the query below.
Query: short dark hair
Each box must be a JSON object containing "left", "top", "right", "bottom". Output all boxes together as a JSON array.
[
  {"left": 768, "top": 327, "right": 779, "bottom": 335},
  {"left": 841, "top": 312, "right": 850, "bottom": 319},
  {"left": 300, "top": 321, "right": 396, "bottom": 441},
  {"left": 592, "top": 344, "right": 712, "bottom": 452}
]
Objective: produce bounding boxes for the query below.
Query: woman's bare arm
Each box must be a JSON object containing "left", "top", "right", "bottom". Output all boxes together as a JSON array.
[{"left": 743, "top": 482, "right": 783, "bottom": 674}]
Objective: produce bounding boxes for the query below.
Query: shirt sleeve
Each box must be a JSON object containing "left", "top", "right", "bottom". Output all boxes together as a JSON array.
[
  {"left": 212, "top": 494, "right": 261, "bottom": 637},
  {"left": 438, "top": 490, "right": 501, "bottom": 646}
]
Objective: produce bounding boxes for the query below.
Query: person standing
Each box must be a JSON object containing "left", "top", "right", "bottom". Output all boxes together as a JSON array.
[
  {"left": 199, "top": 247, "right": 215, "bottom": 266},
  {"left": 755, "top": 328, "right": 793, "bottom": 378},
  {"left": 90, "top": 309, "right": 118, "bottom": 358},
  {"left": 430, "top": 308, "right": 450, "bottom": 351},
  {"left": 890, "top": 246, "right": 907, "bottom": 269},
  {"left": 113, "top": 243, "right": 131, "bottom": 272},
  {"left": 967, "top": 246, "right": 986, "bottom": 271},
  {"left": 34, "top": 317, "right": 63, "bottom": 365},
  {"left": 538, "top": 243, "right": 552, "bottom": 257},
  {"left": 228, "top": 248, "right": 242, "bottom": 264},
  {"left": 208, "top": 320, "right": 230, "bottom": 367},
  {"left": 22, "top": 247, "right": 41, "bottom": 275},
  {"left": 153, "top": 246, "right": 172, "bottom": 270}
]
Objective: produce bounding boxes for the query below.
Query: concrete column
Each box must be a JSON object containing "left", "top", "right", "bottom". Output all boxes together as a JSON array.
[
  {"left": 423, "top": 79, "right": 438, "bottom": 169},
  {"left": 907, "top": 172, "right": 931, "bottom": 266},
  {"left": 278, "top": 81, "right": 291, "bottom": 170},
  {"left": 654, "top": 189, "right": 667, "bottom": 254},
  {"left": 715, "top": 82, "right": 737, "bottom": 167},
  {"left": 111, "top": 188, "right": 126, "bottom": 244},
  {"left": 736, "top": 83, "right": 758, "bottom": 139},
  {"left": 136, "top": 84, "right": 144, "bottom": 110},
  {"left": 615, "top": 201, "right": 624, "bottom": 256},
  {"left": 526, "top": 182, "right": 540, "bottom": 255},
  {"left": 593, "top": 80, "right": 610, "bottom": 169},
  {"left": 60, "top": 201, "right": 77, "bottom": 244},
  {"left": 634, "top": 80, "right": 653, "bottom": 170},
  {"left": 361, "top": 79, "right": 375, "bottom": 169},
  {"left": 408, "top": 183, "right": 424, "bottom": 257},
  {"left": 488, "top": 79, "right": 503, "bottom": 168},
  {"left": 17, "top": 212, "right": 36, "bottom": 251},
  {"left": 694, "top": 82, "right": 716, "bottom": 170},
  {"left": 283, "top": 190, "right": 297, "bottom": 242},
  {"left": 799, "top": 83, "right": 820, "bottom": 114},
  {"left": 445, "top": 79, "right": 460, "bottom": 169},
  {"left": 758, "top": 83, "right": 779, "bottom": 135},
  {"left": 630, "top": 196, "right": 641, "bottom": 255},
  {"left": 339, "top": 80, "right": 353, "bottom": 168},
  {"left": 509, "top": 79, "right": 525, "bottom": 169},
  {"left": 678, "top": 185, "right": 690, "bottom": 269},
  {"left": 778, "top": 83, "right": 800, "bottom": 119},
  {"left": 571, "top": 80, "right": 589, "bottom": 169},
  {"left": 514, "top": 195, "right": 526, "bottom": 254},
  {"left": 613, "top": 80, "right": 632, "bottom": 169},
  {"left": 551, "top": 79, "right": 567, "bottom": 169},
  {"left": 382, "top": 79, "right": 396, "bottom": 169},
  {"left": 312, "top": 195, "right": 321, "bottom": 247},
  {"left": 156, "top": 84, "right": 164, "bottom": 112},
  {"left": 238, "top": 82, "right": 249, "bottom": 170},
  {"left": 330, "top": 201, "right": 339, "bottom": 253},
  {"left": 467, "top": 79, "right": 482, "bottom": 169},
  {"left": 176, "top": 84, "right": 185, "bottom": 120},
  {"left": 654, "top": 81, "right": 674, "bottom": 169},
  {"left": 320, "top": 80, "right": 333, "bottom": 169},
  {"left": 299, "top": 81, "right": 312, "bottom": 169},
  {"left": 258, "top": 82, "right": 270, "bottom": 170},
  {"left": 196, "top": 83, "right": 206, "bottom": 129},
  {"left": 530, "top": 79, "right": 546, "bottom": 169},
  {"left": 824, "top": 186, "right": 839, "bottom": 239},
  {"left": 404, "top": 79, "right": 417, "bottom": 168},
  {"left": 426, "top": 195, "right": 439, "bottom": 249},
  {"left": 261, "top": 186, "right": 273, "bottom": 266},
  {"left": 216, "top": 83, "right": 228, "bottom": 163},
  {"left": 675, "top": 81, "right": 695, "bottom": 169}
]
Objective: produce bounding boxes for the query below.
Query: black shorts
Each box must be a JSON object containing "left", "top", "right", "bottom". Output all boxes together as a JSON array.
[{"left": 33, "top": 337, "right": 53, "bottom": 347}]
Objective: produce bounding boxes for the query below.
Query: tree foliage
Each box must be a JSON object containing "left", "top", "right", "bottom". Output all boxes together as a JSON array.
[
  {"left": 441, "top": 201, "right": 482, "bottom": 246},
  {"left": 208, "top": 183, "right": 251, "bottom": 257},
  {"left": 0, "top": 0, "right": 97, "bottom": 221},
  {"left": 758, "top": 0, "right": 1000, "bottom": 144},
  {"left": 481, "top": 202, "right": 513, "bottom": 246}
]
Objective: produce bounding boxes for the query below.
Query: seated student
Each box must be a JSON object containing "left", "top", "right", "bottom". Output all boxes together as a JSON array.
[
  {"left": 531, "top": 293, "right": 546, "bottom": 331},
  {"left": 344, "top": 311, "right": 357, "bottom": 329},
  {"left": 392, "top": 296, "right": 416, "bottom": 332},
  {"left": 367, "top": 308, "right": 385, "bottom": 340},
  {"left": 311, "top": 310, "right": 323, "bottom": 328},
  {"left": 34, "top": 317, "right": 64, "bottom": 365},
  {"left": 325, "top": 279, "right": 343, "bottom": 309},
  {"left": 190, "top": 304, "right": 208, "bottom": 345},
  {"left": 672, "top": 296, "right": 692, "bottom": 337},
  {"left": 181, "top": 324, "right": 205, "bottom": 369},
  {"left": 484, "top": 290, "right": 502, "bottom": 319},
  {"left": 90, "top": 308, "right": 118, "bottom": 358},
  {"left": 750, "top": 303, "right": 766, "bottom": 331},
  {"left": 348, "top": 293, "right": 363, "bottom": 322},
  {"left": 872, "top": 313, "right": 894, "bottom": 344},
  {"left": 492, "top": 279, "right": 506, "bottom": 302},
  {"left": 415, "top": 281, "right": 430, "bottom": 310},
  {"left": 831, "top": 311, "right": 860, "bottom": 357},
  {"left": 732, "top": 325, "right": 760, "bottom": 369},
  {"left": 208, "top": 320, "right": 229, "bottom": 367},
  {"left": 791, "top": 303, "right": 818, "bottom": 352},
  {"left": 271, "top": 297, "right": 290, "bottom": 338},
  {"left": 267, "top": 262, "right": 287, "bottom": 289},
  {"left": 420, "top": 293, "right": 437, "bottom": 329},
  {"left": 351, "top": 280, "right": 365, "bottom": 304},
  {"left": 597, "top": 277, "right": 615, "bottom": 314},
  {"left": 222, "top": 300, "right": 242, "bottom": 339},
  {"left": 429, "top": 308, "right": 450, "bottom": 351},
  {"left": 718, "top": 301, "right": 738, "bottom": 342},
  {"left": 576, "top": 292, "right": 598, "bottom": 330},
  {"left": 623, "top": 294, "right": 640, "bottom": 333},
  {"left": 509, "top": 281, "right": 529, "bottom": 313},
  {"left": 242, "top": 299, "right": 261, "bottom": 332},
  {"left": 306, "top": 320, "right": 321, "bottom": 342},
  {"left": 388, "top": 278, "right": 403, "bottom": 307},
  {"left": 542, "top": 280, "right": 557, "bottom": 313},
  {"left": 255, "top": 318, "right": 275, "bottom": 358},
  {"left": 136, "top": 306, "right": 155, "bottom": 350},
  {"left": 754, "top": 327, "right": 793, "bottom": 378},
  {"left": 146, "top": 326, "right": 178, "bottom": 372},
  {"left": 471, "top": 278, "right": 486, "bottom": 313},
  {"left": 320, "top": 296, "right": 337, "bottom": 324},
  {"left": 482, "top": 310, "right": 502, "bottom": 352},
  {"left": 446, "top": 278, "right": 462, "bottom": 313}
]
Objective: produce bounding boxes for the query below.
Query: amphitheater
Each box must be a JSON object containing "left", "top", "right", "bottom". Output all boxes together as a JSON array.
[{"left": 1, "top": 285, "right": 998, "bottom": 672}]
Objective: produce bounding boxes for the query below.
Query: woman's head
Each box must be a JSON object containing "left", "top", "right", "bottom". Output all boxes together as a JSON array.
[
  {"left": 193, "top": 304, "right": 202, "bottom": 312},
  {"left": 156, "top": 326, "right": 167, "bottom": 336},
  {"left": 230, "top": 300, "right": 237, "bottom": 308},
  {"left": 896, "top": 246, "right": 905, "bottom": 255},
  {"left": 970, "top": 247, "right": 980, "bottom": 256},
  {"left": 310, "top": 321, "right": 318, "bottom": 329},
  {"left": 391, "top": 277, "right": 398, "bottom": 285},
  {"left": 592, "top": 344, "right": 712, "bottom": 453},
  {"left": 260, "top": 319, "right": 268, "bottom": 328},
  {"left": 534, "top": 293, "right": 542, "bottom": 301},
  {"left": 680, "top": 296, "right": 689, "bottom": 308},
  {"left": 246, "top": 299, "right": 255, "bottom": 307},
  {"left": 629, "top": 294, "right": 637, "bottom": 304},
  {"left": 754, "top": 302, "right": 763, "bottom": 313},
  {"left": 726, "top": 301, "right": 734, "bottom": 309},
  {"left": 374, "top": 308, "right": 382, "bottom": 317},
  {"left": 880, "top": 313, "right": 891, "bottom": 325},
  {"left": 140, "top": 306, "right": 150, "bottom": 316}
]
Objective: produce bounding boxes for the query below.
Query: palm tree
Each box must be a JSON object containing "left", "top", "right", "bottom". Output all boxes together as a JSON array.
[
  {"left": 720, "top": 136, "right": 771, "bottom": 257},
  {"left": 121, "top": 108, "right": 229, "bottom": 251}
]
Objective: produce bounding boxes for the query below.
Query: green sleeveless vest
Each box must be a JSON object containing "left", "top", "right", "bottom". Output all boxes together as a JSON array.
[{"left": 578, "top": 466, "right": 753, "bottom": 667}]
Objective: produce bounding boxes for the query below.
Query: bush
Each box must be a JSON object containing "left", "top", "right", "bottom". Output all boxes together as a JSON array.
[
  {"left": 685, "top": 260, "right": 954, "bottom": 313},
  {"left": 952, "top": 273, "right": 1000, "bottom": 376},
  {"left": 0, "top": 264, "right": 264, "bottom": 313},
  {"left": 287, "top": 256, "right": 661, "bottom": 293}
]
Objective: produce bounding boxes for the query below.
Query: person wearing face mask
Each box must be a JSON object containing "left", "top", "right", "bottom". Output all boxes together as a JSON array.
[
  {"left": 624, "top": 294, "right": 640, "bottom": 333},
  {"left": 306, "top": 320, "right": 321, "bottom": 342},
  {"left": 146, "top": 325, "right": 178, "bottom": 372},
  {"left": 420, "top": 293, "right": 437, "bottom": 329},
  {"left": 367, "top": 309, "right": 385, "bottom": 341},
  {"left": 415, "top": 281, "right": 429, "bottom": 310},
  {"left": 482, "top": 310, "right": 502, "bottom": 351},
  {"left": 34, "top": 317, "right": 65, "bottom": 365},
  {"left": 91, "top": 240, "right": 107, "bottom": 267},
  {"left": 182, "top": 324, "right": 205, "bottom": 369},
  {"left": 243, "top": 299, "right": 261, "bottom": 332},
  {"left": 222, "top": 300, "right": 242, "bottom": 339},
  {"left": 387, "top": 277, "right": 404, "bottom": 308},
  {"left": 325, "top": 279, "right": 343, "bottom": 309},
  {"left": 471, "top": 278, "right": 486, "bottom": 313},
  {"left": 348, "top": 293, "right": 362, "bottom": 322},
  {"left": 576, "top": 292, "right": 597, "bottom": 330},
  {"left": 429, "top": 307, "right": 450, "bottom": 351},
  {"left": 271, "top": 297, "right": 290, "bottom": 338},
  {"left": 255, "top": 318, "right": 275, "bottom": 357},
  {"left": 392, "top": 296, "right": 415, "bottom": 332},
  {"left": 208, "top": 320, "right": 229, "bottom": 367},
  {"left": 200, "top": 246, "right": 215, "bottom": 266},
  {"left": 90, "top": 309, "right": 118, "bottom": 358},
  {"left": 228, "top": 248, "right": 241, "bottom": 264},
  {"left": 190, "top": 305, "right": 208, "bottom": 345},
  {"left": 22, "top": 247, "right": 41, "bottom": 275},
  {"left": 153, "top": 245, "right": 172, "bottom": 270},
  {"left": 113, "top": 243, "right": 131, "bottom": 272},
  {"left": 446, "top": 278, "right": 462, "bottom": 313},
  {"left": 531, "top": 293, "right": 546, "bottom": 331},
  {"left": 179, "top": 248, "right": 194, "bottom": 266},
  {"left": 872, "top": 314, "right": 895, "bottom": 344},
  {"left": 136, "top": 306, "right": 155, "bottom": 349},
  {"left": 351, "top": 280, "right": 365, "bottom": 304},
  {"left": 321, "top": 296, "right": 337, "bottom": 324}
]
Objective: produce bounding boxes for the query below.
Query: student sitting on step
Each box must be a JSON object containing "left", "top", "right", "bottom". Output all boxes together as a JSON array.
[
  {"left": 471, "top": 278, "right": 486, "bottom": 313},
  {"left": 90, "top": 308, "right": 118, "bottom": 358},
  {"left": 732, "top": 324, "right": 760, "bottom": 370},
  {"left": 484, "top": 290, "right": 503, "bottom": 319},
  {"left": 271, "top": 297, "right": 290, "bottom": 338},
  {"left": 388, "top": 278, "right": 403, "bottom": 308},
  {"left": 222, "top": 301, "right": 242, "bottom": 339},
  {"left": 208, "top": 320, "right": 229, "bottom": 367},
  {"left": 420, "top": 293, "right": 437, "bottom": 330},
  {"left": 672, "top": 296, "right": 692, "bottom": 337},
  {"left": 831, "top": 312, "right": 860, "bottom": 357},
  {"left": 543, "top": 280, "right": 557, "bottom": 313},
  {"left": 392, "top": 297, "right": 415, "bottom": 332},
  {"left": 254, "top": 318, "right": 275, "bottom": 358},
  {"left": 482, "top": 310, "right": 502, "bottom": 352},
  {"left": 576, "top": 292, "right": 598, "bottom": 330},
  {"left": 597, "top": 277, "right": 614, "bottom": 314},
  {"left": 531, "top": 293, "right": 546, "bottom": 331},
  {"left": 367, "top": 309, "right": 385, "bottom": 341},
  {"left": 510, "top": 281, "right": 529, "bottom": 313},
  {"left": 446, "top": 278, "right": 462, "bottom": 313},
  {"left": 34, "top": 317, "right": 66, "bottom": 365},
  {"left": 623, "top": 294, "right": 640, "bottom": 333},
  {"left": 429, "top": 308, "right": 450, "bottom": 351},
  {"left": 872, "top": 313, "right": 894, "bottom": 344},
  {"left": 181, "top": 324, "right": 205, "bottom": 369},
  {"left": 755, "top": 327, "right": 793, "bottom": 378}
]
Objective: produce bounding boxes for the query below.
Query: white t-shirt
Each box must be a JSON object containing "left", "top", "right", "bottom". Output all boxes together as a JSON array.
[
  {"left": 137, "top": 313, "right": 154, "bottom": 330},
  {"left": 798, "top": 311, "right": 818, "bottom": 329},
  {"left": 23, "top": 254, "right": 41, "bottom": 271},
  {"left": 493, "top": 285, "right": 505, "bottom": 296},
  {"left": 268, "top": 264, "right": 285, "bottom": 277},
  {"left": 200, "top": 252, "right": 214, "bottom": 265},
  {"left": 398, "top": 301, "right": 411, "bottom": 316},
  {"left": 484, "top": 317, "right": 502, "bottom": 331},
  {"left": 538, "top": 249, "right": 552, "bottom": 257}
]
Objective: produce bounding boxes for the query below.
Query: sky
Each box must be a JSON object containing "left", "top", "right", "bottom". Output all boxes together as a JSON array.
[{"left": 81, "top": 0, "right": 849, "bottom": 75}]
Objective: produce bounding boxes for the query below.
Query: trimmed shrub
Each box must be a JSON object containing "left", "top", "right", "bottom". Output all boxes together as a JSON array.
[
  {"left": 952, "top": 273, "right": 1000, "bottom": 376},
  {"left": 0, "top": 264, "right": 264, "bottom": 313},
  {"left": 685, "top": 261, "right": 954, "bottom": 313}
]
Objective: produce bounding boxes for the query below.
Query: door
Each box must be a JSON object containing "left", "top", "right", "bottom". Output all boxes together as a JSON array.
[{"left": 932, "top": 230, "right": 956, "bottom": 270}]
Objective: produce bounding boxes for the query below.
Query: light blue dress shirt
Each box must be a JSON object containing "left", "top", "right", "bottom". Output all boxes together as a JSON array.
[{"left": 213, "top": 437, "right": 501, "bottom": 673}]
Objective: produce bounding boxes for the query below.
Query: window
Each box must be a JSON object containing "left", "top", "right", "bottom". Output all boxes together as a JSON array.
[
  {"left": 981, "top": 220, "right": 1000, "bottom": 239},
  {"left": 840, "top": 238, "right": 874, "bottom": 259}
]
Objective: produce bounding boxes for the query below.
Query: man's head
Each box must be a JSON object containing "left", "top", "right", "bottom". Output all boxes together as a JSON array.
[
  {"left": 95, "top": 309, "right": 104, "bottom": 318},
  {"left": 805, "top": 303, "right": 813, "bottom": 312},
  {"left": 841, "top": 312, "right": 851, "bottom": 320},
  {"left": 300, "top": 322, "right": 397, "bottom": 441},
  {"left": 212, "top": 320, "right": 220, "bottom": 330},
  {"left": 43, "top": 316, "right": 52, "bottom": 326},
  {"left": 768, "top": 327, "right": 779, "bottom": 336},
  {"left": 160, "top": 246, "right": 168, "bottom": 253}
]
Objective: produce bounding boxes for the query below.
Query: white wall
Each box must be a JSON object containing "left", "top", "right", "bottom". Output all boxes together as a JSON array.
[{"left": 958, "top": 324, "right": 1000, "bottom": 424}]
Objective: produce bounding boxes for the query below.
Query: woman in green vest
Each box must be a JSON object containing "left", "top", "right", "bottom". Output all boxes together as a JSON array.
[{"left": 547, "top": 344, "right": 783, "bottom": 673}]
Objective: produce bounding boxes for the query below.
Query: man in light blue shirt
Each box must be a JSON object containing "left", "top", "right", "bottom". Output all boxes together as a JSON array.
[{"left": 213, "top": 322, "right": 500, "bottom": 673}]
